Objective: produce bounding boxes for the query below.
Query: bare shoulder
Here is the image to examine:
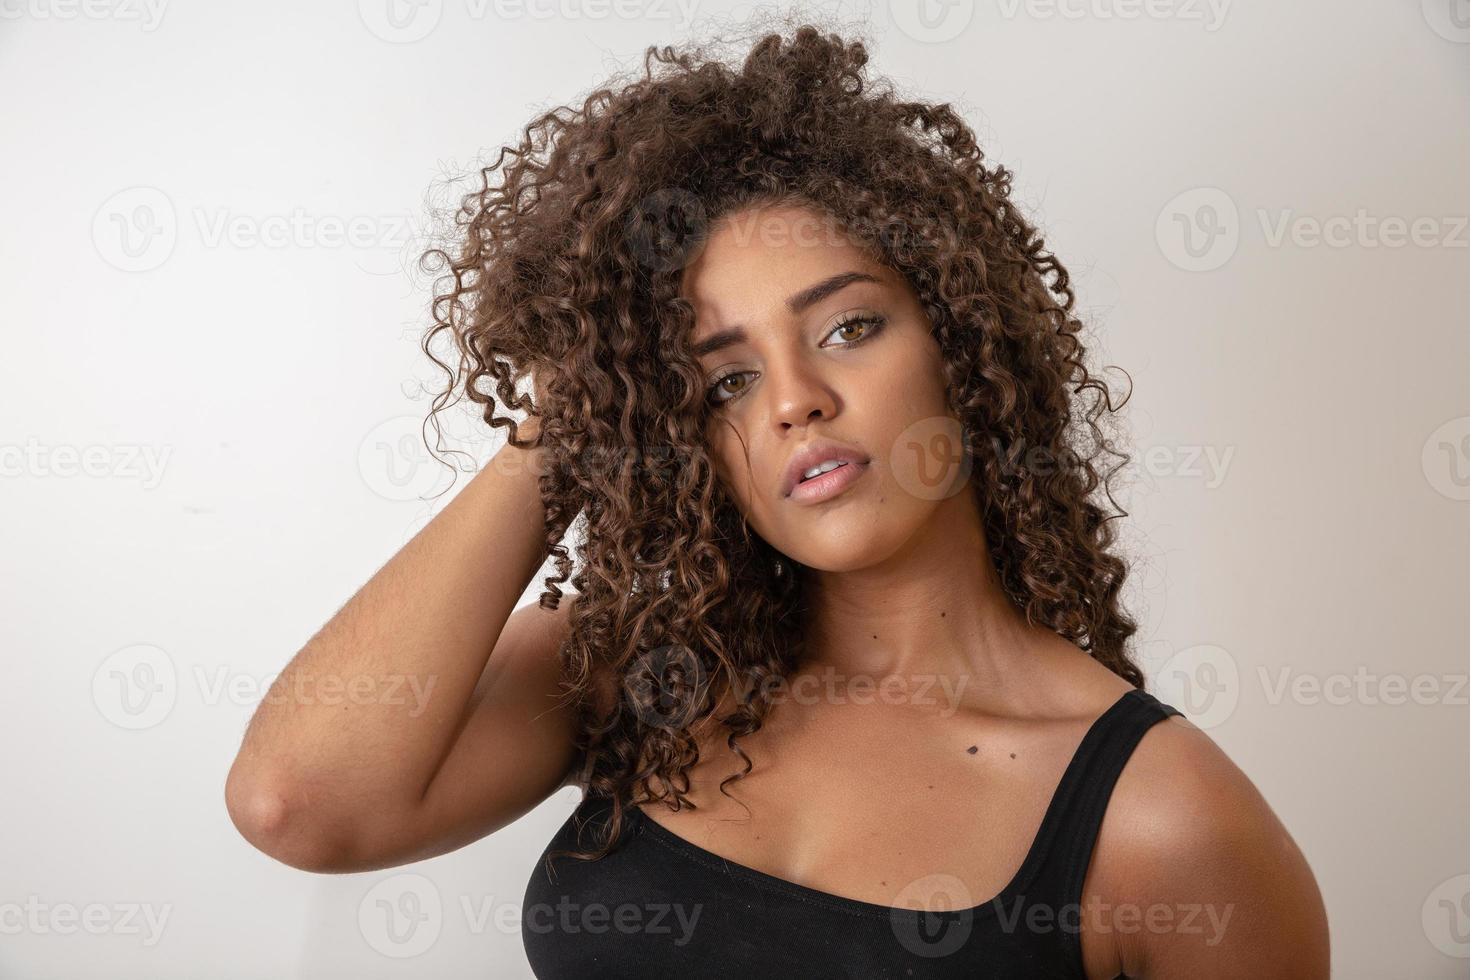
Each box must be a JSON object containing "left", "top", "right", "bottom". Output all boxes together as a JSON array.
[{"left": 1089, "top": 710, "right": 1331, "bottom": 978}]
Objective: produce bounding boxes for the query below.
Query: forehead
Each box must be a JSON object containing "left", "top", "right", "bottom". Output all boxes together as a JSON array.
[{"left": 680, "top": 205, "right": 888, "bottom": 326}]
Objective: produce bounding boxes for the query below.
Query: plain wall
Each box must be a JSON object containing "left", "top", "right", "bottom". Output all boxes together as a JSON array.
[{"left": 3, "top": 1, "right": 1468, "bottom": 976}]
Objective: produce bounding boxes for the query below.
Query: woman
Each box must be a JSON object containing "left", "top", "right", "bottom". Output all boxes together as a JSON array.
[{"left": 226, "top": 20, "right": 1329, "bottom": 978}]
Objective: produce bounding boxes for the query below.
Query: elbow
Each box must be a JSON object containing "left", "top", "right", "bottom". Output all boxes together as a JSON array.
[{"left": 224, "top": 765, "right": 350, "bottom": 874}]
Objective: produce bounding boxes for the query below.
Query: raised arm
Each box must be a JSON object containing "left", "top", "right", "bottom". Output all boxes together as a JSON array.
[{"left": 224, "top": 420, "right": 584, "bottom": 873}]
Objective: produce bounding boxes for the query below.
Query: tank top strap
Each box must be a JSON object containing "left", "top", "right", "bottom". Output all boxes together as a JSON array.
[{"left": 1021, "top": 688, "right": 1184, "bottom": 914}]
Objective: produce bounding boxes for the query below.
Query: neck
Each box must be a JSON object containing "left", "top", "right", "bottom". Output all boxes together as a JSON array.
[{"left": 794, "top": 488, "right": 1066, "bottom": 712}]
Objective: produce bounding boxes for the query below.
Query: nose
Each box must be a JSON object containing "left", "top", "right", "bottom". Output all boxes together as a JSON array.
[{"left": 766, "top": 357, "right": 839, "bottom": 431}]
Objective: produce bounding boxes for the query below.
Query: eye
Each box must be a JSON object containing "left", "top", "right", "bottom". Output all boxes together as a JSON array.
[
  {"left": 706, "top": 370, "right": 752, "bottom": 406},
  {"left": 704, "top": 313, "right": 888, "bottom": 408},
  {"left": 821, "top": 312, "right": 886, "bottom": 348}
]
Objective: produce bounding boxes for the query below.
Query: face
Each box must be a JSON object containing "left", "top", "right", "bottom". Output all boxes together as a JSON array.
[{"left": 680, "top": 203, "right": 967, "bottom": 573}]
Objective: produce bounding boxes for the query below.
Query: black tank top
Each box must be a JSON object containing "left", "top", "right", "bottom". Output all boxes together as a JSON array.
[{"left": 522, "top": 687, "right": 1182, "bottom": 979}]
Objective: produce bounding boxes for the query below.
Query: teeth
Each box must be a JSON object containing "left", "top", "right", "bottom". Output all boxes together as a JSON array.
[{"left": 800, "top": 459, "right": 848, "bottom": 482}]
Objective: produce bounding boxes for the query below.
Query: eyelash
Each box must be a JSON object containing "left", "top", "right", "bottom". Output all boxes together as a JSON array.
[{"left": 705, "top": 313, "right": 888, "bottom": 408}]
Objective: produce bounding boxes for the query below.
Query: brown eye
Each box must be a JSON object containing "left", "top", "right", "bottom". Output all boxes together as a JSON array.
[
  {"left": 705, "top": 314, "right": 887, "bottom": 410},
  {"left": 822, "top": 313, "right": 886, "bottom": 347},
  {"left": 707, "top": 371, "right": 752, "bottom": 406}
]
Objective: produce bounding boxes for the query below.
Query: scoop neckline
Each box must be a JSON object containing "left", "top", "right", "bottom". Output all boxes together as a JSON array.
[{"left": 626, "top": 687, "right": 1149, "bottom": 920}]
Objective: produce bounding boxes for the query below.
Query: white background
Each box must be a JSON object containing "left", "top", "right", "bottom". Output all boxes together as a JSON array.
[{"left": 3, "top": 1, "right": 1469, "bottom": 976}]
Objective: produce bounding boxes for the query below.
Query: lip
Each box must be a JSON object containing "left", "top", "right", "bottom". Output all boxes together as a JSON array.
[
  {"left": 788, "top": 457, "right": 868, "bottom": 505},
  {"left": 781, "top": 439, "right": 872, "bottom": 501}
]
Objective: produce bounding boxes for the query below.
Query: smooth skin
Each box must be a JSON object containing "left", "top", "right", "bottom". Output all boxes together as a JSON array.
[
  {"left": 226, "top": 202, "right": 1330, "bottom": 978},
  {"left": 225, "top": 411, "right": 583, "bottom": 872},
  {"left": 644, "top": 203, "right": 1329, "bottom": 976}
]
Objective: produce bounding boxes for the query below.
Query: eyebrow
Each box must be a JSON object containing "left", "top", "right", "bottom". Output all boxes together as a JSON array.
[{"left": 689, "top": 271, "right": 882, "bottom": 359}]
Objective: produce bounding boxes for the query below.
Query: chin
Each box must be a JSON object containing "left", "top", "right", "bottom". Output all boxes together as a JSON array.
[{"left": 769, "top": 516, "right": 913, "bottom": 574}]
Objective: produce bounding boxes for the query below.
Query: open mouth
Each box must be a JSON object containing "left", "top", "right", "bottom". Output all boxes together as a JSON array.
[
  {"left": 799, "top": 461, "right": 850, "bottom": 483},
  {"left": 787, "top": 457, "right": 868, "bottom": 505}
]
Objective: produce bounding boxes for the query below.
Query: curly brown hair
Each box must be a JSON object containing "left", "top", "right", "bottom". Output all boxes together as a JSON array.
[{"left": 416, "top": 14, "right": 1143, "bottom": 862}]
